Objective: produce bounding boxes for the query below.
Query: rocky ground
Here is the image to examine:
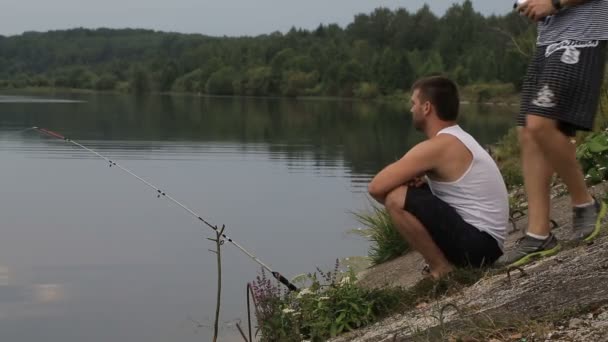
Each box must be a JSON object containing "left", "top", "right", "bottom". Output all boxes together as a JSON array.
[{"left": 331, "top": 184, "right": 608, "bottom": 342}]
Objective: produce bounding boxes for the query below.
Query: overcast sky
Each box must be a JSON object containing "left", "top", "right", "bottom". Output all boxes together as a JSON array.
[{"left": 0, "top": 0, "right": 513, "bottom": 37}]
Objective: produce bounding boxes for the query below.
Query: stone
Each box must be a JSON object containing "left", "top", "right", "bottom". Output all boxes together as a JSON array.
[
  {"left": 378, "top": 334, "right": 395, "bottom": 342},
  {"left": 569, "top": 318, "right": 584, "bottom": 328}
]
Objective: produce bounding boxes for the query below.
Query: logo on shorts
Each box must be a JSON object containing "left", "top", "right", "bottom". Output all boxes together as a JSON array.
[
  {"left": 532, "top": 85, "right": 556, "bottom": 108},
  {"left": 546, "top": 40, "right": 598, "bottom": 56},
  {"left": 561, "top": 47, "right": 581, "bottom": 64},
  {"left": 545, "top": 40, "right": 599, "bottom": 65}
]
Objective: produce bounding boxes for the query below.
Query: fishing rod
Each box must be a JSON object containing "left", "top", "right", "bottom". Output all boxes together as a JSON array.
[{"left": 31, "top": 126, "right": 299, "bottom": 292}]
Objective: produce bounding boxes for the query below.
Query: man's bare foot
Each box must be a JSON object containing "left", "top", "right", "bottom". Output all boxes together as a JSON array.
[
  {"left": 421, "top": 262, "right": 454, "bottom": 279},
  {"left": 429, "top": 265, "right": 453, "bottom": 280}
]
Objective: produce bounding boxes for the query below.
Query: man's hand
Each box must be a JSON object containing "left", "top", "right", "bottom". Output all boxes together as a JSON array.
[
  {"left": 407, "top": 176, "right": 426, "bottom": 188},
  {"left": 368, "top": 139, "right": 444, "bottom": 204},
  {"left": 517, "top": 0, "right": 557, "bottom": 21}
]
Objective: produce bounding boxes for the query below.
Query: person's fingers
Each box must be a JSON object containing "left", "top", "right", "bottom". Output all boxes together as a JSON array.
[
  {"left": 522, "top": 6, "right": 533, "bottom": 18},
  {"left": 515, "top": 1, "right": 529, "bottom": 12}
]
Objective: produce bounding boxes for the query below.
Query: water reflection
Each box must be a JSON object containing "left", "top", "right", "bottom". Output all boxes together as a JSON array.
[
  {"left": 0, "top": 92, "right": 515, "bottom": 182},
  {"left": 0, "top": 264, "right": 66, "bottom": 324},
  {"left": 0, "top": 265, "right": 23, "bottom": 307},
  {"left": 0, "top": 95, "right": 83, "bottom": 103}
]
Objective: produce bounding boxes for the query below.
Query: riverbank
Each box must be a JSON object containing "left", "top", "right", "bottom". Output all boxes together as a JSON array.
[
  {"left": 247, "top": 181, "right": 608, "bottom": 342},
  {"left": 0, "top": 82, "right": 521, "bottom": 106},
  {"left": 331, "top": 181, "right": 608, "bottom": 342}
]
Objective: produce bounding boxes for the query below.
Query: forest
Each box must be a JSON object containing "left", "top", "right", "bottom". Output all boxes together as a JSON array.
[{"left": 0, "top": 1, "right": 535, "bottom": 98}]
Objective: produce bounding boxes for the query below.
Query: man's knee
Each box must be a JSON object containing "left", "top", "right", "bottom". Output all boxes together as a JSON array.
[
  {"left": 525, "top": 115, "right": 558, "bottom": 138},
  {"left": 385, "top": 186, "right": 408, "bottom": 213},
  {"left": 517, "top": 126, "right": 528, "bottom": 142}
]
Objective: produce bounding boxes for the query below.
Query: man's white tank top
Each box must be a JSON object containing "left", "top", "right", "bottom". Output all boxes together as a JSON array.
[{"left": 426, "top": 125, "right": 509, "bottom": 249}]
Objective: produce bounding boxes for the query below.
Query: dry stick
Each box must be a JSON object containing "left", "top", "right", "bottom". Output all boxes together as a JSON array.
[
  {"left": 490, "top": 26, "right": 534, "bottom": 58},
  {"left": 208, "top": 225, "right": 226, "bottom": 342},
  {"left": 247, "top": 283, "right": 263, "bottom": 341},
  {"left": 235, "top": 323, "right": 249, "bottom": 342}
]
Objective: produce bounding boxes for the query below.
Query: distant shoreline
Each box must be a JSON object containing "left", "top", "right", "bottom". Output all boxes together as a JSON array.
[{"left": 0, "top": 85, "right": 521, "bottom": 106}]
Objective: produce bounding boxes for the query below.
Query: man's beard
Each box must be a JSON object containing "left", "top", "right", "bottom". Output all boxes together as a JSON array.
[{"left": 413, "top": 117, "right": 425, "bottom": 132}]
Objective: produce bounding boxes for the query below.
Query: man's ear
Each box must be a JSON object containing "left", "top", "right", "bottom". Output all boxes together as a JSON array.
[{"left": 423, "top": 101, "right": 432, "bottom": 115}]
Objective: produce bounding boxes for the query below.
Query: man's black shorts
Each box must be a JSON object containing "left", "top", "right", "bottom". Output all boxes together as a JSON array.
[
  {"left": 518, "top": 40, "right": 607, "bottom": 136},
  {"left": 404, "top": 186, "right": 503, "bottom": 268}
]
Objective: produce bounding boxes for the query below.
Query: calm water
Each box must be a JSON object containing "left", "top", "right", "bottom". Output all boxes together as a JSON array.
[{"left": 0, "top": 92, "right": 515, "bottom": 341}]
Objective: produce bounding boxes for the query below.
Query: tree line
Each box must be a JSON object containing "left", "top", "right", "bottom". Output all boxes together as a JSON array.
[{"left": 0, "top": 1, "right": 536, "bottom": 98}]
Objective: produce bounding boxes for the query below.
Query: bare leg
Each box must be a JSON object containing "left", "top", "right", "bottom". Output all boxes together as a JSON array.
[
  {"left": 526, "top": 115, "right": 593, "bottom": 206},
  {"left": 519, "top": 127, "right": 554, "bottom": 236},
  {"left": 385, "top": 186, "right": 453, "bottom": 279}
]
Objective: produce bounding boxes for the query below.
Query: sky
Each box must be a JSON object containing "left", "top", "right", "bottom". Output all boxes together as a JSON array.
[{"left": 0, "top": 0, "right": 513, "bottom": 37}]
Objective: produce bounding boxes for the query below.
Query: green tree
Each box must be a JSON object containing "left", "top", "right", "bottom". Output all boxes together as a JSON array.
[
  {"left": 95, "top": 73, "right": 118, "bottom": 90},
  {"left": 243, "top": 66, "right": 272, "bottom": 96},
  {"left": 158, "top": 60, "right": 179, "bottom": 92},
  {"left": 129, "top": 65, "right": 151, "bottom": 94},
  {"left": 338, "top": 60, "right": 365, "bottom": 96},
  {"left": 206, "top": 66, "right": 238, "bottom": 95},
  {"left": 374, "top": 48, "right": 414, "bottom": 93},
  {"left": 282, "top": 70, "right": 319, "bottom": 97}
]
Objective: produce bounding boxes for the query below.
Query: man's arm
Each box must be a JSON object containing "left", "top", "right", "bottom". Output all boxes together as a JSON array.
[
  {"left": 368, "top": 139, "right": 442, "bottom": 204},
  {"left": 517, "top": 0, "right": 592, "bottom": 21}
]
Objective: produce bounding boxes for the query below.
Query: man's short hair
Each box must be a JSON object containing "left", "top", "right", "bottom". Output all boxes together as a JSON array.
[{"left": 411, "top": 76, "right": 460, "bottom": 121}]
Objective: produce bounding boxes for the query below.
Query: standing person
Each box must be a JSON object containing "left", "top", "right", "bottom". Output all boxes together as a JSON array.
[
  {"left": 497, "top": 0, "right": 608, "bottom": 267},
  {"left": 368, "top": 76, "right": 509, "bottom": 279}
]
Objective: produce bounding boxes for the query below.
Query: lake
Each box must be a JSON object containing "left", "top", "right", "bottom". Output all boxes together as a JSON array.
[{"left": 0, "top": 92, "right": 515, "bottom": 341}]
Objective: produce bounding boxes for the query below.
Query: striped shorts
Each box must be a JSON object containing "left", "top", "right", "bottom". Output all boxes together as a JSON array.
[{"left": 518, "top": 40, "right": 607, "bottom": 136}]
